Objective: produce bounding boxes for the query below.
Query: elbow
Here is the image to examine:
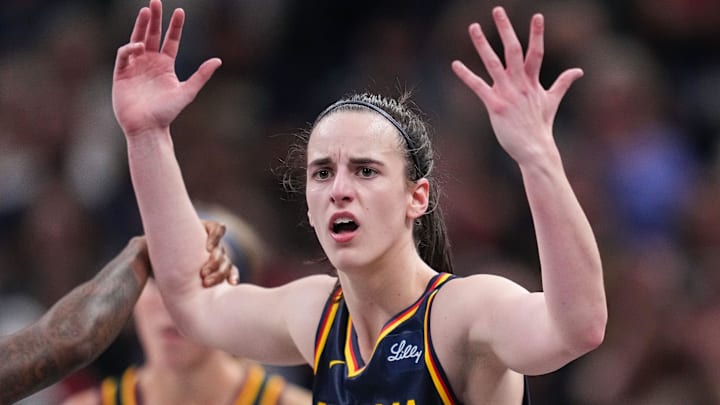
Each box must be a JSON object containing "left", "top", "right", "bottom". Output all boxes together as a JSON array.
[
  {"left": 586, "top": 300, "right": 608, "bottom": 349},
  {"left": 569, "top": 308, "right": 607, "bottom": 356},
  {"left": 580, "top": 318, "right": 606, "bottom": 353}
]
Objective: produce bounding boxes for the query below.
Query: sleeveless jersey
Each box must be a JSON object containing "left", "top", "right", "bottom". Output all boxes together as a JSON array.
[
  {"left": 312, "top": 272, "right": 462, "bottom": 405},
  {"left": 99, "top": 363, "right": 286, "bottom": 405},
  {"left": 312, "top": 272, "right": 532, "bottom": 405}
]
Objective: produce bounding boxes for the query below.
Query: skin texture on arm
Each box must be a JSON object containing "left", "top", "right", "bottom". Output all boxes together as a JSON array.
[
  {"left": 449, "top": 7, "right": 607, "bottom": 375},
  {"left": 114, "top": 0, "right": 230, "bottom": 346},
  {"left": 114, "top": 0, "right": 330, "bottom": 364},
  {"left": 0, "top": 237, "right": 150, "bottom": 405},
  {"left": 0, "top": 222, "right": 229, "bottom": 405}
]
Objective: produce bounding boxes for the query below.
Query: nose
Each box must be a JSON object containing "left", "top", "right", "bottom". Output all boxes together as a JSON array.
[{"left": 329, "top": 170, "right": 354, "bottom": 204}]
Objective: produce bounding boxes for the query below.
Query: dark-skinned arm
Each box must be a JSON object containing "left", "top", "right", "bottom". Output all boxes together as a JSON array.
[
  {"left": 0, "top": 237, "right": 150, "bottom": 404},
  {"left": 0, "top": 221, "right": 229, "bottom": 405}
]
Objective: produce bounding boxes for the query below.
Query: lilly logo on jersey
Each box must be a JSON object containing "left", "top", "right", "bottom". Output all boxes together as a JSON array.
[{"left": 387, "top": 339, "right": 423, "bottom": 364}]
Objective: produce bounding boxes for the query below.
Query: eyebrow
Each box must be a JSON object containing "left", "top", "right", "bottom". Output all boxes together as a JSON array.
[
  {"left": 307, "top": 157, "right": 332, "bottom": 168},
  {"left": 349, "top": 157, "right": 385, "bottom": 166},
  {"left": 307, "top": 157, "right": 386, "bottom": 168}
]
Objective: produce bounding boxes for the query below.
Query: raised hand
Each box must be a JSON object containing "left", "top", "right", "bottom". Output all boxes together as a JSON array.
[
  {"left": 113, "top": 0, "right": 221, "bottom": 137},
  {"left": 452, "top": 7, "right": 583, "bottom": 166}
]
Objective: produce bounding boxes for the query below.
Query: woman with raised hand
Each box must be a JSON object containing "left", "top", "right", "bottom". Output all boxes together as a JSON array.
[{"left": 113, "top": 1, "right": 606, "bottom": 403}]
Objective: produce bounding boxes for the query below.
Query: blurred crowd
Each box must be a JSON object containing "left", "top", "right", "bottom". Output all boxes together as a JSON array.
[{"left": 1, "top": 0, "right": 719, "bottom": 403}]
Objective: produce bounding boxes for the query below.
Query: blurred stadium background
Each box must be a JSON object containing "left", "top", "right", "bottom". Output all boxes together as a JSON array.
[{"left": 1, "top": 0, "right": 719, "bottom": 403}]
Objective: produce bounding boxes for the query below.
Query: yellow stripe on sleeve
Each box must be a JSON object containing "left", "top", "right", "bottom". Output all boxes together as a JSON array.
[
  {"left": 100, "top": 378, "right": 117, "bottom": 405},
  {"left": 259, "top": 375, "right": 286, "bottom": 405}
]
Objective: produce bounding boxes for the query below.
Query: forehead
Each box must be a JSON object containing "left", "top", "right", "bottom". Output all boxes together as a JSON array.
[{"left": 308, "top": 110, "right": 403, "bottom": 160}]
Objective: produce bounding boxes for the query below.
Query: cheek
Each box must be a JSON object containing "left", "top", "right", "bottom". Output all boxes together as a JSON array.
[{"left": 305, "top": 189, "right": 324, "bottom": 224}]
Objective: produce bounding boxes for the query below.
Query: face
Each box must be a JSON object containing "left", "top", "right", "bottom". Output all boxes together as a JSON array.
[
  {"left": 133, "top": 280, "right": 212, "bottom": 369},
  {"left": 306, "top": 110, "right": 428, "bottom": 271}
]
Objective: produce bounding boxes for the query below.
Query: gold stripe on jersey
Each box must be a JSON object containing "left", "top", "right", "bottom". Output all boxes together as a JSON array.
[
  {"left": 100, "top": 377, "right": 117, "bottom": 405},
  {"left": 234, "top": 363, "right": 266, "bottom": 405},
  {"left": 314, "top": 288, "right": 343, "bottom": 373},
  {"left": 259, "top": 374, "right": 286, "bottom": 405},
  {"left": 424, "top": 290, "right": 455, "bottom": 405},
  {"left": 344, "top": 273, "right": 454, "bottom": 378}
]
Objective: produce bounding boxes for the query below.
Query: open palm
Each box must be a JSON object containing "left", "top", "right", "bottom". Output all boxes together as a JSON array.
[
  {"left": 452, "top": 7, "right": 582, "bottom": 166},
  {"left": 112, "top": 0, "right": 221, "bottom": 137}
]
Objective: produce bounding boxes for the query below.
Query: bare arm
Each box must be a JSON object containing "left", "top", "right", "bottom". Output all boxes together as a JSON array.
[
  {"left": 451, "top": 7, "right": 606, "bottom": 374},
  {"left": 113, "top": 0, "right": 327, "bottom": 364},
  {"left": 0, "top": 237, "right": 149, "bottom": 405}
]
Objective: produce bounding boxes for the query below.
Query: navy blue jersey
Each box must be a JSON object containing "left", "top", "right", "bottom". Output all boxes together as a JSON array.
[
  {"left": 312, "top": 273, "right": 462, "bottom": 405},
  {"left": 312, "top": 273, "right": 532, "bottom": 405}
]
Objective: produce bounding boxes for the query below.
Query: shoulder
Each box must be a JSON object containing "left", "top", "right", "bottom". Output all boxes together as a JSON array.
[
  {"left": 280, "top": 274, "right": 338, "bottom": 308},
  {"left": 437, "top": 273, "right": 530, "bottom": 310},
  {"left": 430, "top": 273, "right": 530, "bottom": 347},
  {"left": 428, "top": 274, "right": 532, "bottom": 394},
  {"left": 60, "top": 387, "right": 102, "bottom": 405},
  {"left": 277, "top": 274, "right": 338, "bottom": 360}
]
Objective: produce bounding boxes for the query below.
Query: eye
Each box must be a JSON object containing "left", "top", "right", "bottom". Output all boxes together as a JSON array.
[
  {"left": 357, "top": 167, "right": 377, "bottom": 178},
  {"left": 312, "top": 168, "right": 332, "bottom": 181}
]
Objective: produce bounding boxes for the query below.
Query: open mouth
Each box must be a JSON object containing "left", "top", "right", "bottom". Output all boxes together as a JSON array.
[{"left": 332, "top": 218, "right": 359, "bottom": 234}]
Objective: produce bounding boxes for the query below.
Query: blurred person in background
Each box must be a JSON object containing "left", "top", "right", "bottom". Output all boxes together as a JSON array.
[
  {"left": 61, "top": 202, "right": 312, "bottom": 405},
  {"left": 0, "top": 221, "right": 230, "bottom": 405}
]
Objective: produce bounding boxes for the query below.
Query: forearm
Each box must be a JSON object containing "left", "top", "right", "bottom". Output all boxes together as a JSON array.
[
  {"left": 0, "top": 242, "right": 148, "bottom": 404},
  {"left": 520, "top": 151, "right": 607, "bottom": 352},
  {"left": 126, "top": 130, "right": 209, "bottom": 320}
]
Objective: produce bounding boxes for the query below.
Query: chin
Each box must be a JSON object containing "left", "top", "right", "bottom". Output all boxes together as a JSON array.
[{"left": 327, "top": 251, "right": 375, "bottom": 273}]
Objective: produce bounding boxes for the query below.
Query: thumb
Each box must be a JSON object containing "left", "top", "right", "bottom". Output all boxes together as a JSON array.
[
  {"left": 548, "top": 68, "right": 583, "bottom": 102},
  {"left": 184, "top": 57, "right": 222, "bottom": 99}
]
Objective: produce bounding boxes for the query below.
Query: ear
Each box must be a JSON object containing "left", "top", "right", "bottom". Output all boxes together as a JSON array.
[
  {"left": 407, "top": 178, "right": 430, "bottom": 220},
  {"left": 307, "top": 210, "right": 315, "bottom": 228}
]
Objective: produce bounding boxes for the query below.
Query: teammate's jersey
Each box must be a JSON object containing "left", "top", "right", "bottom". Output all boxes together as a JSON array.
[
  {"left": 312, "top": 272, "right": 463, "bottom": 405},
  {"left": 98, "top": 363, "right": 286, "bottom": 405}
]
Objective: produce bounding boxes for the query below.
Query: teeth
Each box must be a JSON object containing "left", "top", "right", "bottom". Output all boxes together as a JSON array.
[{"left": 334, "top": 218, "right": 354, "bottom": 224}]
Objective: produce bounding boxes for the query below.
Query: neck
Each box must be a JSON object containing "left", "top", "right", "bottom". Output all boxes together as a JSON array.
[{"left": 337, "top": 243, "right": 436, "bottom": 361}]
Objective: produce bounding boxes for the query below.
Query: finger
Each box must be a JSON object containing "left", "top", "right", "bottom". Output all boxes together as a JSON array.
[
  {"left": 200, "top": 247, "right": 224, "bottom": 277},
  {"left": 161, "top": 8, "right": 185, "bottom": 58},
  {"left": 145, "top": 0, "right": 163, "bottom": 52},
  {"left": 548, "top": 68, "right": 584, "bottom": 102},
  {"left": 467, "top": 23, "right": 506, "bottom": 85},
  {"left": 492, "top": 7, "right": 524, "bottom": 77},
  {"left": 202, "top": 257, "right": 234, "bottom": 287},
  {"left": 228, "top": 266, "right": 240, "bottom": 285},
  {"left": 115, "top": 42, "right": 145, "bottom": 74},
  {"left": 217, "top": 254, "right": 233, "bottom": 281},
  {"left": 451, "top": 60, "right": 493, "bottom": 103},
  {"left": 524, "top": 14, "right": 545, "bottom": 81},
  {"left": 130, "top": 7, "right": 151, "bottom": 43},
  {"left": 204, "top": 222, "right": 226, "bottom": 251},
  {"left": 202, "top": 273, "right": 223, "bottom": 288},
  {"left": 200, "top": 263, "right": 212, "bottom": 278},
  {"left": 183, "top": 58, "right": 222, "bottom": 100}
]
